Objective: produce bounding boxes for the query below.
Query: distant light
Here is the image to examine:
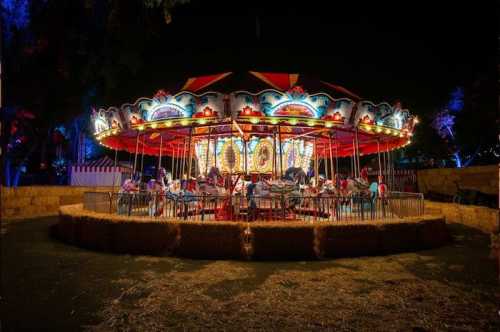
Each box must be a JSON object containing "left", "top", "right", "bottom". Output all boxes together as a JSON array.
[
  {"left": 198, "top": 118, "right": 207, "bottom": 125},
  {"left": 138, "top": 125, "right": 145, "bottom": 131},
  {"left": 270, "top": 118, "right": 279, "bottom": 125},
  {"left": 164, "top": 121, "right": 172, "bottom": 127},
  {"left": 325, "top": 121, "right": 333, "bottom": 128},
  {"left": 307, "top": 120, "right": 315, "bottom": 127},
  {"left": 250, "top": 117, "right": 260, "bottom": 124},
  {"left": 151, "top": 123, "right": 158, "bottom": 129},
  {"left": 289, "top": 118, "right": 298, "bottom": 125},
  {"left": 376, "top": 127, "right": 382, "bottom": 133},
  {"left": 180, "top": 119, "right": 189, "bottom": 126}
]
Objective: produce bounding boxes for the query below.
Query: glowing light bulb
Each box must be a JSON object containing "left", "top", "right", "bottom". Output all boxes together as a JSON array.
[
  {"left": 289, "top": 118, "right": 298, "bottom": 125},
  {"left": 151, "top": 123, "right": 158, "bottom": 129},
  {"left": 198, "top": 118, "right": 207, "bottom": 125},
  {"left": 375, "top": 127, "right": 382, "bottom": 133},
  {"left": 180, "top": 119, "right": 189, "bottom": 126},
  {"left": 307, "top": 120, "right": 315, "bottom": 127},
  {"left": 164, "top": 121, "right": 172, "bottom": 127},
  {"left": 385, "top": 129, "right": 391, "bottom": 134},
  {"left": 250, "top": 117, "right": 260, "bottom": 124},
  {"left": 414, "top": 117, "right": 419, "bottom": 124},
  {"left": 138, "top": 125, "right": 145, "bottom": 131},
  {"left": 365, "top": 125, "right": 372, "bottom": 131},
  {"left": 325, "top": 121, "right": 333, "bottom": 128},
  {"left": 270, "top": 118, "right": 279, "bottom": 125}
]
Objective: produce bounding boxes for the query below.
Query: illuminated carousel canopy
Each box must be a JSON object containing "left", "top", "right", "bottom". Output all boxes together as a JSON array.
[{"left": 92, "top": 71, "right": 418, "bottom": 174}]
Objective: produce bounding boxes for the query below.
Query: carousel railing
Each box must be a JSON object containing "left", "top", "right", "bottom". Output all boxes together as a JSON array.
[{"left": 83, "top": 191, "right": 425, "bottom": 222}]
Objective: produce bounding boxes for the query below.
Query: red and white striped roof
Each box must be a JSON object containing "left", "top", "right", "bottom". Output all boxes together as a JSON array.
[{"left": 72, "top": 156, "right": 132, "bottom": 173}]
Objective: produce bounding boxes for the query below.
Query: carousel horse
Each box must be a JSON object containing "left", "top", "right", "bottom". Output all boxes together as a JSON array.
[
  {"left": 253, "top": 167, "right": 305, "bottom": 216},
  {"left": 198, "top": 167, "right": 226, "bottom": 197},
  {"left": 146, "top": 168, "right": 170, "bottom": 217}
]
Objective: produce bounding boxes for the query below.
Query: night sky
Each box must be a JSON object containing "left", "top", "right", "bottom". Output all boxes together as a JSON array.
[{"left": 140, "top": 1, "right": 496, "bottom": 112}]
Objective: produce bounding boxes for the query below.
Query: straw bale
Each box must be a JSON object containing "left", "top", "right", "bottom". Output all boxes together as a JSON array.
[
  {"left": 111, "top": 221, "right": 180, "bottom": 255},
  {"left": 320, "top": 223, "right": 381, "bottom": 258},
  {"left": 57, "top": 214, "right": 77, "bottom": 244},
  {"left": 250, "top": 223, "right": 317, "bottom": 260},
  {"left": 176, "top": 222, "right": 245, "bottom": 259},
  {"left": 2, "top": 196, "right": 31, "bottom": 209},
  {"left": 378, "top": 221, "right": 420, "bottom": 253},
  {"left": 78, "top": 217, "right": 112, "bottom": 251},
  {"left": 60, "top": 194, "right": 83, "bottom": 206}
]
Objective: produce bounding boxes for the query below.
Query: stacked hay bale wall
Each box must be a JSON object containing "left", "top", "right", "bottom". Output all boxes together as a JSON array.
[
  {"left": 58, "top": 205, "right": 450, "bottom": 259},
  {"left": 425, "top": 201, "right": 499, "bottom": 234},
  {"left": 2, "top": 186, "right": 113, "bottom": 220},
  {"left": 417, "top": 165, "right": 498, "bottom": 197}
]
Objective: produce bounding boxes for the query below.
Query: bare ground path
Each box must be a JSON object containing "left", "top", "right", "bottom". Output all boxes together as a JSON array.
[{"left": 1, "top": 217, "right": 499, "bottom": 331}]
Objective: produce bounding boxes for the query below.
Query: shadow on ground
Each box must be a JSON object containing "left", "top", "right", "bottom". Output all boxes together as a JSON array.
[{"left": 1, "top": 217, "right": 499, "bottom": 331}]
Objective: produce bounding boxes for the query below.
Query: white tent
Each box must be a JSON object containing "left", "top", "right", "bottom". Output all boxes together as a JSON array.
[{"left": 70, "top": 156, "right": 132, "bottom": 186}]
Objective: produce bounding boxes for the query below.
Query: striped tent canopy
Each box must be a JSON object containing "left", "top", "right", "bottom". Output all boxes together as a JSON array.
[{"left": 72, "top": 156, "right": 132, "bottom": 173}]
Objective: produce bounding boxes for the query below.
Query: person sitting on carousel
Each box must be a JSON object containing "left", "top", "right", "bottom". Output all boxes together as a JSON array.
[{"left": 117, "top": 176, "right": 140, "bottom": 214}]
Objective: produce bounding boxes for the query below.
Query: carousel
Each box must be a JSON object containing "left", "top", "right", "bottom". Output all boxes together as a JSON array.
[{"left": 91, "top": 71, "right": 419, "bottom": 222}]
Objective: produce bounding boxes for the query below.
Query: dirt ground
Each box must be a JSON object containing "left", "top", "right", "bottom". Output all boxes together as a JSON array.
[{"left": 1, "top": 217, "right": 499, "bottom": 331}]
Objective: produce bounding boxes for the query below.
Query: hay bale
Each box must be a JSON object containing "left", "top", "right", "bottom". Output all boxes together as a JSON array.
[
  {"left": 417, "top": 217, "right": 450, "bottom": 249},
  {"left": 111, "top": 221, "right": 180, "bottom": 255},
  {"left": 379, "top": 221, "right": 419, "bottom": 253},
  {"left": 78, "top": 217, "right": 112, "bottom": 251},
  {"left": 60, "top": 194, "right": 83, "bottom": 206},
  {"left": 250, "top": 223, "right": 317, "bottom": 260},
  {"left": 176, "top": 222, "right": 245, "bottom": 259},
  {"left": 320, "top": 223, "right": 381, "bottom": 258},
  {"left": 57, "top": 213, "right": 77, "bottom": 244}
]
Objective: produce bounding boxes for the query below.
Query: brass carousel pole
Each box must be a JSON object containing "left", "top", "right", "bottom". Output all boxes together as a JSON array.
[
  {"left": 205, "top": 127, "right": 211, "bottom": 176},
  {"left": 213, "top": 136, "right": 218, "bottom": 170},
  {"left": 272, "top": 129, "right": 277, "bottom": 179},
  {"left": 158, "top": 134, "right": 163, "bottom": 173},
  {"left": 278, "top": 124, "right": 283, "bottom": 178},
  {"left": 329, "top": 133, "right": 334, "bottom": 182},
  {"left": 187, "top": 127, "right": 193, "bottom": 179},
  {"left": 171, "top": 143, "right": 175, "bottom": 180},
  {"left": 244, "top": 137, "right": 248, "bottom": 175},
  {"left": 382, "top": 142, "right": 387, "bottom": 182},
  {"left": 351, "top": 138, "right": 356, "bottom": 178},
  {"left": 177, "top": 141, "right": 182, "bottom": 180},
  {"left": 324, "top": 144, "right": 328, "bottom": 180},
  {"left": 186, "top": 127, "right": 193, "bottom": 179},
  {"left": 112, "top": 148, "right": 118, "bottom": 193},
  {"left": 140, "top": 135, "right": 145, "bottom": 181},
  {"left": 376, "top": 140, "right": 382, "bottom": 181},
  {"left": 133, "top": 131, "right": 140, "bottom": 175},
  {"left": 355, "top": 127, "right": 361, "bottom": 177},
  {"left": 314, "top": 137, "right": 319, "bottom": 187},
  {"left": 180, "top": 137, "right": 186, "bottom": 181}
]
